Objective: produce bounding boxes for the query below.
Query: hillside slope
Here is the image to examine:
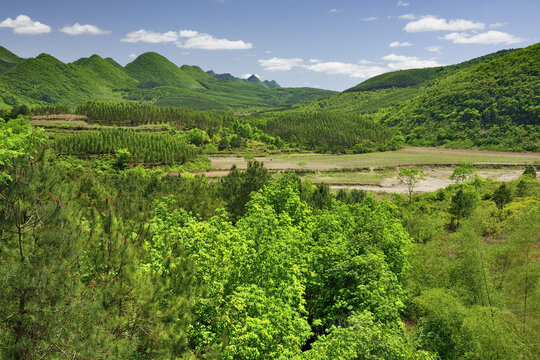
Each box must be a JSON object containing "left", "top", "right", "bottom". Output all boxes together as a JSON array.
[
  {"left": 387, "top": 43, "right": 539, "bottom": 151},
  {"left": 124, "top": 52, "right": 205, "bottom": 89},
  {"left": 0, "top": 48, "right": 333, "bottom": 109},
  {"left": 0, "top": 46, "right": 24, "bottom": 75},
  {"left": 73, "top": 54, "right": 137, "bottom": 88},
  {"left": 0, "top": 53, "right": 123, "bottom": 105},
  {"left": 287, "top": 43, "right": 539, "bottom": 151}
]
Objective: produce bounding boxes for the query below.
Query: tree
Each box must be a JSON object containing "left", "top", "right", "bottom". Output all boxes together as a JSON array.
[
  {"left": 114, "top": 147, "right": 131, "bottom": 169},
  {"left": 522, "top": 164, "right": 537, "bottom": 178},
  {"left": 449, "top": 188, "right": 477, "bottom": 225},
  {"left": 493, "top": 183, "right": 512, "bottom": 210},
  {"left": 220, "top": 160, "right": 271, "bottom": 220},
  {"left": 450, "top": 162, "right": 476, "bottom": 183},
  {"left": 398, "top": 168, "right": 426, "bottom": 202}
]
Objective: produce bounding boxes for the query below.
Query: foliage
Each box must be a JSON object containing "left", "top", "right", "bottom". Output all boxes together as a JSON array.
[
  {"left": 220, "top": 160, "right": 271, "bottom": 220},
  {"left": 262, "top": 111, "right": 399, "bottom": 153},
  {"left": 52, "top": 127, "right": 197, "bottom": 164},
  {"left": 398, "top": 168, "right": 427, "bottom": 202},
  {"left": 493, "top": 183, "right": 512, "bottom": 209},
  {"left": 523, "top": 164, "right": 537, "bottom": 178},
  {"left": 450, "top": 163, "right": 476, "bottom": 183},
  {"left": 449, "top": 187, "right": 478, "bottom": 224}
]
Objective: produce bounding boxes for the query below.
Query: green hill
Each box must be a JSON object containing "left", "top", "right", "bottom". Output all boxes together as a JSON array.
[
  {"left": 0, "top": 46, "right": 24, "bottom": 74},
  {"left": 386, "top": 43, "right": 540, "bottom": 151},
  {"left": 293, "top": 43, "right": 539, "bottom": 151},
  {"left": 246, "top": 74, "right": 267, "bottom": 87},
  {"left": 0, "top": 53, "right": 122, "bottom": 106},
  {"left": 104, "top": 57, "right": 123, "bottom": 69},
  {"left": 345, "top": 49, "right": 517, "bottom": 93},
  {"left": 264, "top": 80, "right": 280, "bottom": 89},
  {"left": 0, "top": 47, "right": 333, "bottom": 109},
  {"left": 125, "top": 52, "right": 204, "bottom": 89},
  {"left": 73, "top": 54, "right": 136, "bottom": 88}
]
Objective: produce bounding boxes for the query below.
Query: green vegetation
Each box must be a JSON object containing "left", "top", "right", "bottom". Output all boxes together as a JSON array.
[
  {"left": 0, "top": 49, "right": 334, "bottom": 110},
  {"left": 294, "top": 44, "right": 539, "bottom": 152},
  {"left": 52, "top": 128, "right": 197, "bottom": 164},
  {"left": 262, "top": 111, "right": 402, "bottom": 153},
  {"left": 0, "top": 46, "right": 23, "bottom": 74},
  {"left": 1, "top": 115, "right": 539, "bottom": 358}
]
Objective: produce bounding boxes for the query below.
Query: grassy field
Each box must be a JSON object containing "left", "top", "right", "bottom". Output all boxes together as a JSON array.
[
  {"left": 211, "top": 147, "right": 540, "bottom": 170},
  {"left": 210, "top": 147, "right": 539, "bottom": 192}
]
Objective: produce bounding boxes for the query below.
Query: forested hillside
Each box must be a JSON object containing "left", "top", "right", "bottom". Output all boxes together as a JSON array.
[
  {"left": 296, "top": 43, "right": 539, "bottom": 152},
  {"left": 0, "top": 48, "right": 334, "bottom": 110}
]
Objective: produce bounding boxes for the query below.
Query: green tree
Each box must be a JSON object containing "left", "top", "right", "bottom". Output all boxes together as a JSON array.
[
  {"left": 220, "top": 160, "right": 270, "bottom": 220},
  {"left": 522, "top": 164, "right": 537, "bottom": 178},
  {"left": 493, "top": 183, "right": 512, "bottom": 210},
  {"left": 398, "top": 168, "right": 427, "bottom": 202},
  {"left": 450, "top": 163, "right": 476, "bottom": 183},
  {"left": 114, "top": 147, "right": 131, "bottom": 169},
  {"left": 449, "top": 188, "right": 477, "bottom": 225}
]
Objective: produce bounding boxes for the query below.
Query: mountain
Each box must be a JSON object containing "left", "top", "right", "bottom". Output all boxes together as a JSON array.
[
  {"left": 0, "top": 48, "right": 333, "bottom": 109},
  {"left": 0, "top": 53, "right": 122, "bottom": 106},
  {"left": 385, "top": 43, "right": 539, "bottom": 151},
  {"left": 264, "top": 80, "right": 280, "bottom": 89},
  {"left": 207, "top": 70, "right": 239, "bottom": 82},
  {"left": 73, "top": 54, "right": 136, "bottom": 88},
  {"left": 0, "top": 46, "right": 24, "bottom": 74},
  {"left": 345, "top": 49, "right": 516, "bottom": 93},
  {"left": 294, "top": 43, "right": 539, "bottom": 151},
  {"left": 246, "top": 74, "right": 266, "bottom": 87},
  {"left": 125, "top": 52, "right": 204, "bottom": 89},
  {"left": 207, "top": 71, "right": 281, "bottom": 88}
]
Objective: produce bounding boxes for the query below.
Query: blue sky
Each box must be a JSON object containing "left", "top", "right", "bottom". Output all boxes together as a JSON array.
[{"left": 0, "top": 0, "right": 538, "bottom": 90}]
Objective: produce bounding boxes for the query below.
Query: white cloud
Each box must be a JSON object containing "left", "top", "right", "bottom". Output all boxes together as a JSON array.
[
  {"left": 265, "top": 50, "right": 272, "bottom": 54},
  {"left": 61, "top": 23, "right": 110, "bottom": 35},
  {"left": 303, "top": 61, "right": 386, "bottom": 78},
  {"left": 382, "top": 53, "right": 441, "bottom": 69},
  {"left": 329, "top": 8, "right": 341, "bottom": 13},
  {"left": 390, "top": 41, "right": 413, "bottom": 47},
  {"left": 363, "top": 17, "right": 378, "bottom": 21},
  {"left": 121, "top": 29, "right": 178, "bottom": 43},
  {"left": 128, "top": 53, "right": 137, "bottom": 59},
  {"left": 258, "top": 57, "right": 304, "bottom": 71},
  {"left": 489, "top": 22, "right": 506, "bottom": 28},
  {"left": 121, "top": 29, "right": 251, "bottom": 50},
  {"left": 176, "top": 29, "right": 252, "bottom": 50},
  {"left": 399, "top": 14, "right": 416, "bottom": 20},
  {"left": 0, "top": 14, "right": 51, "bottom": 34},
  {"left": 257, "top": 54, "right": 441, "bottom": 79},
  {"left": 425, "top": 46, "right": 442, "bottom": 53},
  {"left": 397, "top": 1, "right": 410, "bottom": 6},
  {"left": 444, "top": 30, "right": 524, "bottom": 44},
  {"left": 404, "top": 16, "right": 484, "bottom": 32}
]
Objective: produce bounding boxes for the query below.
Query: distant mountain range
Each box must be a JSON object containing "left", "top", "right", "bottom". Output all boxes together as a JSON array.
[
  {"left": 0, "top": 47, "right": 334, "bottom": 110},
  {"left": 206, "top": 71, "right": 281, "bottom": 88}
]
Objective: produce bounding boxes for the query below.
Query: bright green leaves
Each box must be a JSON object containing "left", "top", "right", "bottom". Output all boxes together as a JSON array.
[
  {"left": 149, "top": 174, "right": 414, "bottom": 357},
  {"left": 0, "top": 116, "right": 46, "bottom": 184}
]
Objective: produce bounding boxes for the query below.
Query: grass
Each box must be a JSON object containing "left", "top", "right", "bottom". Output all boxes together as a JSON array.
[
  {"left": 211, "top": 147, "right": 540, "bottom": 171},
  {"left": 301, "top": 170, "right": 395, "bottom": 185}
]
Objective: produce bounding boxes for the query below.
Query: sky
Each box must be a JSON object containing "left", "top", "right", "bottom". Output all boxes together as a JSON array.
[{"left": 0, "top": 0, "right": 538, "bottom": 91}]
